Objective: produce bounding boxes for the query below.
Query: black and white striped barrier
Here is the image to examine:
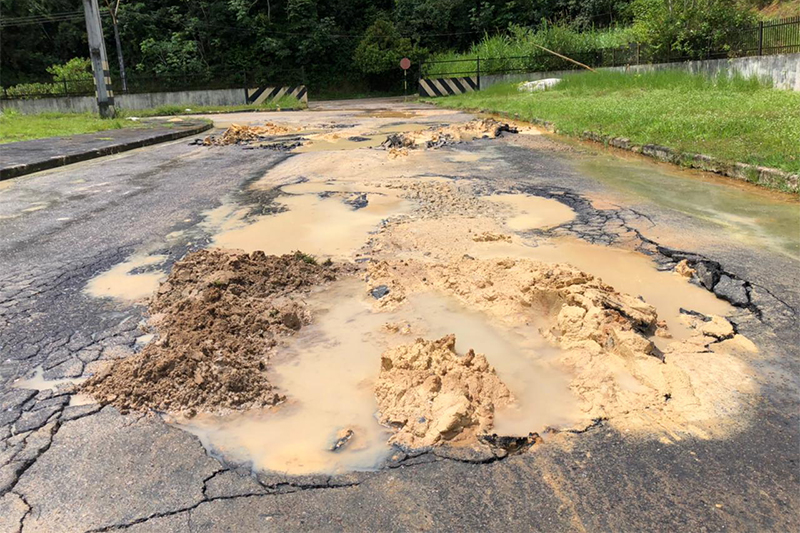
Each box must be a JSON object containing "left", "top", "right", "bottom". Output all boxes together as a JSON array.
[
  {"left": 418, "top": 77, "right": 478, "bottom": 97},
  {"left": 246, "top": 85, "right": 308, "bottom": 105}
]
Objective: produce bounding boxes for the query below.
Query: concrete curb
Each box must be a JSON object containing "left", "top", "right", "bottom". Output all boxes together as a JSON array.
[
  {"left": 0, "top": 121, "right": 213, "bottom": 181},
  {"left": 436, "top": 102, "right": 799, "bottom": 194}
]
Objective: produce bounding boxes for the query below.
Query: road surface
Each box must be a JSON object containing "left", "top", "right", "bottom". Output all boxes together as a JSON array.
[{"left": 0, "top": 99, "right": 797, "bottom": 532}]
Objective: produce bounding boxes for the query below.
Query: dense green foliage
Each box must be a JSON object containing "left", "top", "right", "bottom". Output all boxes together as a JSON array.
[
  {"left": 428, "top": 0, "right": 761, "bottom": 75},
  {"left": 1, "top": 0, "right": 634, "bottom": 95},
  {"left": 425, "top": 24, "right": 636, "bottom": 76},
  {"left": 4, "top": 58, "right": 94, "bottom": 98},
  {"left": 0, "top": 0, "right": 785, "bottom": 96},
  {"left": 428, "top": 70, "right": 800, "bottom": 178}
]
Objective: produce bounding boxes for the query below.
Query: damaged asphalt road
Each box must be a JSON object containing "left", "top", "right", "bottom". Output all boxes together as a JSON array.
[{"left": 1, "top": 100, "right": 798, "bottom": 532}]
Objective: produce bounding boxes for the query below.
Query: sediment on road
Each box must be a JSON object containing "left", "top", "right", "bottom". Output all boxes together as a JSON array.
[{"left": 82, "top": 249, "right": 344, "bottom": 414}]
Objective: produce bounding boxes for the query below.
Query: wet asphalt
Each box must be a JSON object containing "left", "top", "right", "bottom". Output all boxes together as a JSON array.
[{"left": 0, "top": 99, "right": 798, "bottom": 532}]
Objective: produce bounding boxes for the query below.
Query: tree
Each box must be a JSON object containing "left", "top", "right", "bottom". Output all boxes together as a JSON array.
[
  {"left": 354, "top": 19, "right": 427, "bottom": 89},
  {"left": 103, "top": 0, "right": 128, "bottom": 91}
]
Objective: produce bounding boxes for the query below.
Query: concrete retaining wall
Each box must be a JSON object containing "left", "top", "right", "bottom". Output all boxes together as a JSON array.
[
  {"left": 480, "top": 53, "right": 800, "bottom": 91},
  {"left": 0, "top": 88, "right": 248, "bottom": 115}
]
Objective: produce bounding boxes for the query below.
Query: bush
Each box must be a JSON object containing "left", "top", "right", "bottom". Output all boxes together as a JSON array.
[
  {"left": 3, "top": 58, "right": 94, "bottom": 98},
  {"left": 354, "top": 20, "right": 427, "bottom": 76},
  {"left": 632, "top": 0, "right": 758, "bottom": 60},
  {"left": 426, "top": 23, "right": 635, "bottom": 76}
]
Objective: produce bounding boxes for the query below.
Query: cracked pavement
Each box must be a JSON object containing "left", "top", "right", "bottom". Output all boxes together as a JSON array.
[{"left": 1, "top": 99, "right": 798, "bottom": 532}]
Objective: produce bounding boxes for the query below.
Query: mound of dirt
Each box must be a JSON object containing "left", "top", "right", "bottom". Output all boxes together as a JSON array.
[
  {"left": 203, "top": 123, "right": 294, "bottom": 146},
  {"left": 83, "top": 249, "right": 341, "bottom": 414},
  {"left": 375, "top": 334, "right": 514, "bottom": 448},
  {"left": 367, "top": 257, "right": 756, "bottom": 437},
  {"left": 382, "top": 119, "right": 517, "bottom": 150}
]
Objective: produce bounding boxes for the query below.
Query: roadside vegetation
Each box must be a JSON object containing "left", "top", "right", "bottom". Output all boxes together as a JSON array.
[
  {"left": 427, "top": 70, "right": 800, "bottom": 176},
  {"left": 0, "top": 95, "right": 304, "bottom": 143},
  {"left": 0, "top": 110, "right": 137, "bottom": 144},
  {"left": 3, "top": 1, "right": 791, "bottom": 97}
]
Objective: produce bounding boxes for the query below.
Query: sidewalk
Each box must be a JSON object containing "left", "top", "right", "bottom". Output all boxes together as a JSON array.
[{"left": 0, "top": 118, "right": 212, "bottom": 180}]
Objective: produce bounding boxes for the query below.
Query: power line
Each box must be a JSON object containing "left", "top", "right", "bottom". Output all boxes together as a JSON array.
[{"left": 0, "top": 9, "right": 110, "bottom": 28}]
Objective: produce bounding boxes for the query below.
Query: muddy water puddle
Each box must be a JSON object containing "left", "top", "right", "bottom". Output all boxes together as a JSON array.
[
  {"left": 470, "top": 237, "right": 732, "bottom": 344},
  {"left": 84, "top": 253, "right": 167, "bottom": 302},
  {"left": 14, "top": 366, "right": 87, "bottom": 391},
  {"left": 487, "top": 194, "right": 576, "bottom": 230},
  {"left": 172, "top": 279, "right": 579, "bottom": 475},
  {"left": 210, "top": 183, "right": 412, "bottom": 258},
  {"left": 293, "top": 123, "right": 431, "bottom": 153},
  {"left": 577, "top": 156, "right": 800, "bottom": 259}
]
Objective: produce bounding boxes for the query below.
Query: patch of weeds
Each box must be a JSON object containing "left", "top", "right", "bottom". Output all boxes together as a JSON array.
[
  {"left": 322, "top": 258, "right": 333, "bottom": 267},
  {"left": 210, "top": 279, "right": 226, "bottom": 288},
  {"left": 293, "top": 251, "right": 318, "bottom": 265},
  {"left": 744, "top": 166, "right": 761, "bottom": 184}
]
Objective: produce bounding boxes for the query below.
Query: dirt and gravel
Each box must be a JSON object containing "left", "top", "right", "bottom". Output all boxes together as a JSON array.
[
  {"left": 202, "top": 123, "right": 296, "bottom": 146},
  {"left": 382, "top": 118, "right": 518, "bottom": 150},
  {"left": 82, "top": 249, "right": 342, "bottom": 414},
  {"left": 376, "top": 335, "right": 513, "bottom": 448}
]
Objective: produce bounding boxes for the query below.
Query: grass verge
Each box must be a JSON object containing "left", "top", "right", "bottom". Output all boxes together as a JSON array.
[
  {"left": 427, "top": 70, "right": 800, "bottom": 176},
  {"left": 0, "top": 109, "right": 137, "bottom": 144}
]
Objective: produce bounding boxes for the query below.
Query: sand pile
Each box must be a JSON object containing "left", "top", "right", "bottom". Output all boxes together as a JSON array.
[
  {"left": 375, "top": 335, "right": 514, "bottom": 447},
  {"left": 203, "top": 123, "right": 294, "bottom": 145},
  {"left": 83, "top": 249, "right": 341, "bottom": 414},
  {"left": 367, "top": 257, "right": 756, "bottom": 436},
  {"left": 382, "top": 119, "right": 517, "bottom": 150}
]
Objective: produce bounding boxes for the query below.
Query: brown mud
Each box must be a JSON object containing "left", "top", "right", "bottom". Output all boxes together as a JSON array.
[
  {"left": 82, "top": 249, "right": 344, "bottom": 414},
  {"left": 376, "top": 335, "right": 514, "bottom": 448},
  {"left": 80, "top": 114, "right": 769, "bottom": 475},
  {"left": 381, "top": 118, "right": 518, "bottom": 150},
  {"left": 202, "top": 123, "right": 296, "bottom": 146}
]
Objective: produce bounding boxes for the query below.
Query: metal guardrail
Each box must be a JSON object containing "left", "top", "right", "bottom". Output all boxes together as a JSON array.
[{"left": 420, "top": 16, "right": 800, "bottom": 79}]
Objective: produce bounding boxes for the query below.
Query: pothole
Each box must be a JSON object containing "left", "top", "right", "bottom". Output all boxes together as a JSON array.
[{"left": 78, "top": 134, "right": 765, "bottom": 479}]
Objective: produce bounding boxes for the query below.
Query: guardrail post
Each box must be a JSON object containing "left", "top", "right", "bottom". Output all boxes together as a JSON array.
[
  {"left": 758, "top": 21, "right": 764, "bottom": 55},
  {"left": 476, "top": 56, "right": 481, "bottom": 90}
]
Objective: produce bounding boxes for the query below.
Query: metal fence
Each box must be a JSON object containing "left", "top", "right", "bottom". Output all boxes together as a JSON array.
[
  {"left": 421, "top": 16, "right": 800, "bottom": 79},
  {"left": 1, "top": 70, "right": 302, "bottom": 100}
]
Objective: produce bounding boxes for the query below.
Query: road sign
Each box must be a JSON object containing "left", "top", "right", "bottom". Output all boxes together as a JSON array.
[{"left": 400, "top": 57, "right": 411, "bottom": 70}]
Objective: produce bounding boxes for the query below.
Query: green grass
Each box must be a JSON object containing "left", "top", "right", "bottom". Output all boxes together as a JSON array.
[
  {"left": 0, "top": 95, "right": 306, "bottom": 143},
  {"left": 428, "top": 70, "right": 800, "bottom": 176},
  {"left": 125, "top": 95, "right": 306, "bottom": 117},
  {"left": 0, "top": 109, "right": 138, "bottom": 143}
]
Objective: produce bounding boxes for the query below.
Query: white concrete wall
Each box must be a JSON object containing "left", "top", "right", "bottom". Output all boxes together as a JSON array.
[
  {"left": 0, "top": 88, "right": 247, "bottom": 115},
  {"left": 479, "top": 53, "right": 800, "bottom": 91}
]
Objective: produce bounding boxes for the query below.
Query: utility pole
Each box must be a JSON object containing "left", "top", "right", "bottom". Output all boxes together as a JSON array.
[{"left": 83, "top": 0, "right": 116, "bottom": 118}]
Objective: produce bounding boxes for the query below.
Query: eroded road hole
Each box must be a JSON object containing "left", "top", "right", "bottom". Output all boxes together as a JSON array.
[{"left": 74, "top": 124, "right": 763, "bottom": 480}]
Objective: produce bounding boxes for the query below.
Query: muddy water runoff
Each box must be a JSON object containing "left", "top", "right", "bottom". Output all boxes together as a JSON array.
[
  {"left": 577, "top": 155, "right": 800, "bottom": 260},
  {"left": 174, "top": 279, "right": 580, "bottom": 475}
]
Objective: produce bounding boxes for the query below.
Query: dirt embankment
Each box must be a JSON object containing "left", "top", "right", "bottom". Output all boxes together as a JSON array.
[
  {"left": 376, "top": 335, "right": 513, "bottom": 447},
  {"left": 382, "top": 118, "right": 517, "bottom": 150},
  {"left": 83, "top": 249, "right": 342, "bottom": 414}
]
